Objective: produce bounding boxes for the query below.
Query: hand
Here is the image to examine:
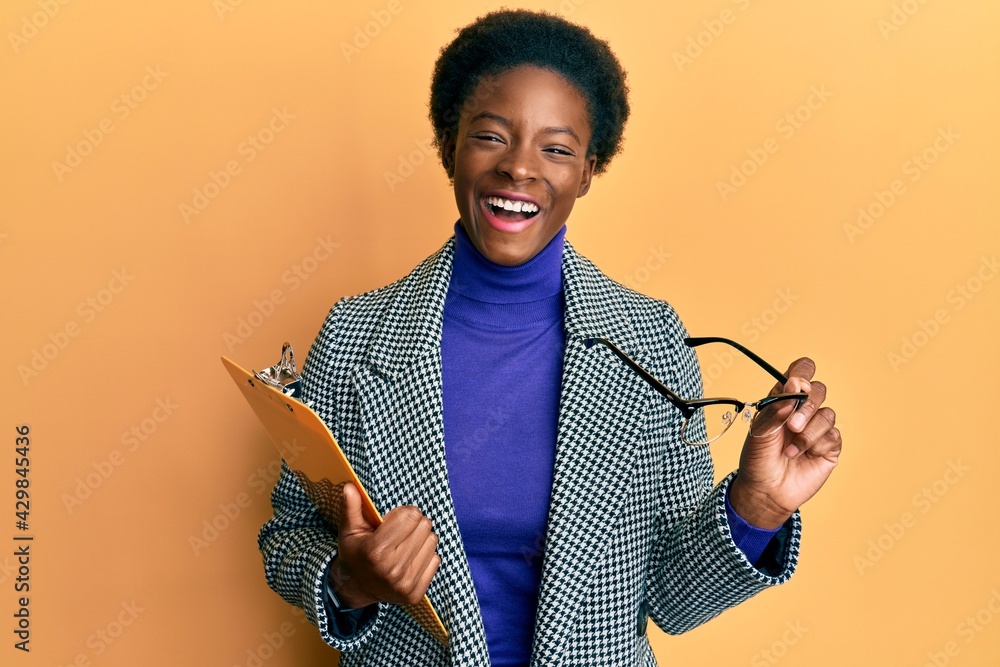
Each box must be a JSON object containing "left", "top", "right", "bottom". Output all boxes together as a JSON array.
[
  {"left": 329, "top": 482, "right": 441, "bottom": 608},
  {"left": 728, "top": 357, "right": 842, "bottom": 530}
]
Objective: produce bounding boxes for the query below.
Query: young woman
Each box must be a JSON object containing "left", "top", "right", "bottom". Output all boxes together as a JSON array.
[{"left": 258, "top": 9, "right": 840, "bottom": 666}]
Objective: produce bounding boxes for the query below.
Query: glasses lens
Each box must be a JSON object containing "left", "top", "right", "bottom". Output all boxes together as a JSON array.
[
  {"left": 749, "top": 397, "right": 802, "bottom": 438},
  {"left": 683, "top": 404, "right": 739, "bottom": 445}
]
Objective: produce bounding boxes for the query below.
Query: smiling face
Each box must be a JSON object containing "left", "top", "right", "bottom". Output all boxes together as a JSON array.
[{"left": 441, "top": 65, "right": 597, "bottom": 267}]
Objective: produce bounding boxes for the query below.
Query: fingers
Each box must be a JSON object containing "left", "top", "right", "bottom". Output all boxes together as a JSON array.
[
  {"left": 775, "top": 357, "right": 824, "bottom": 433},
  {"left": 338, "top": 482, "right": 374, "bottom": 537},
  {"left": 764, "top": 355, "right": 835, "bottom": 458},
  {"left": 786, "top": 379, "right": 827, "bottom": 432},
  {"left": 786, "top": 357, "right": 817, "bottom": 383},
  {"left": 786, "top": 406, "right": 840, "bottom": 459},
  {"left": 404, "top": 535, "right": 442, "bottom": 605},
  {"left": 370, "top": 505, "right": 440, "bottom": 604},
  {"left": 767, "top": 357, "right": 815, "bottom": 396},
  {"left": 750, "top": 396, "right": 798, "bottom": 436},
  {"left": 375, "top": 505, "right": 434, "bottom": 556},
  {"left": 392, "top": 507, "right": 437, "bottom": 562},
  {"left": 414, "top": 553, "right": 442, "bottom": 605},
  {"left": 395, "top": 551, "right": 442, "bottom": 606}
]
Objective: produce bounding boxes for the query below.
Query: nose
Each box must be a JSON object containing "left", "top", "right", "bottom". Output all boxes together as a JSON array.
[{"left": 495, "top": 140, "right": 538, "bottom": 182}]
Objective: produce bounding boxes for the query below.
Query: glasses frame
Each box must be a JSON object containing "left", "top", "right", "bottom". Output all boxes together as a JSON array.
[{"left": 584, "top": 335, "right": 808, "bottom": 445}]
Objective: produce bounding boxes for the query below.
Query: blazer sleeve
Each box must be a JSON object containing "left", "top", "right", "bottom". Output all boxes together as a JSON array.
[
  {"left": 644, "top": 304, "right": 802, "bottom": 635},
  {"left": 256, "top": 299, "right": 390, "bottom": 652}
]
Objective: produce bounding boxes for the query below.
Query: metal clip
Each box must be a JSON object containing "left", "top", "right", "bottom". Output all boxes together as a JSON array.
[{"left": 253, "top": 342, "right": 303, "bottom": 399}]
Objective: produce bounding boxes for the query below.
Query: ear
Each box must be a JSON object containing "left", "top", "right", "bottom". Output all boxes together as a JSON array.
[
  {"left": 440, "top": 127, "right": 456, "bottom": 174},
  {"left": 577, "top": 153, "right": 597, "bottom": 197}
]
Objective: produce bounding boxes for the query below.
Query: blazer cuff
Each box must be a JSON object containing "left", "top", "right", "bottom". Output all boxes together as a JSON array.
[
  {"left": 308, "top": 543, "right": 387, "bottom": 651},
  {"left": 714, "top": 471, "right": 801, "bottom": 585},
  {"left": 647, "top": 471, "right": 802, "bottom": 635}
]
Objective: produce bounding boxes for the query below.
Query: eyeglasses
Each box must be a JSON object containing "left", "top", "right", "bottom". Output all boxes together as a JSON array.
[{"left": 585, "top": 336, "right": 808, "bottom": 446}]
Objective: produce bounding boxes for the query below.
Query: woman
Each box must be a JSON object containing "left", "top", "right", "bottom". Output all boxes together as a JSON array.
[{"left": 258, "top": 9, "right": 840, "bottom": 666}]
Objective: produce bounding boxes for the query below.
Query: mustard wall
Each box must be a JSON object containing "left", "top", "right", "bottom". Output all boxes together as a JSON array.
[{"left": 2, "top": 0, "right": 998, "bottom": 665}]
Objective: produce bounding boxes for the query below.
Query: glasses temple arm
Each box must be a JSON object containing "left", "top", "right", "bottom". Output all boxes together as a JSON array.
[
  {"left": 585, "top": 337, "right": 693, "bottom": 416},
  {"left": 684, "top": 336, "right": 790, "bottom": 385}
]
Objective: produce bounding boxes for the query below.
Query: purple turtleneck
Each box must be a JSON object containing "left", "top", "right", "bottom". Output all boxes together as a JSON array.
[
  {"left": 439, "top": 220, "right": 777, "bottom": 666},
  {"left": 441, "top": 220, "right": 565, "bottom": 665}
]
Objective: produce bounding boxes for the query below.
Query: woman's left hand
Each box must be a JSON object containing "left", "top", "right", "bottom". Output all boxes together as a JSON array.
[{"left": 728, "top": 357, "right": 842, "bottom": 530}]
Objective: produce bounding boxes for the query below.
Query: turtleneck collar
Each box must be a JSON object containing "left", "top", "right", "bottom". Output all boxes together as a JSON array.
[
  {"left": 444, "top": 220, "right": 565, "bottom": 330},
  {"left": 449, "top": 220, "right": 565, "bottom": 302}
]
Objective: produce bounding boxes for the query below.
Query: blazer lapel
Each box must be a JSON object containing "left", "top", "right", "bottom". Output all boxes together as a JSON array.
[
  {"left": 529, "top": 240, "right": 655, "bottom": 667},
  {"left": 349, "top": 234, "right": 655, "bottom": 666},
  {"left": 351, "top": 238, "right": 491, "bottom": 664}
]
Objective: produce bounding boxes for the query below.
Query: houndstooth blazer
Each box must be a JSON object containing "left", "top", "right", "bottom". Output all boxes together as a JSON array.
[{"left": 258, "top": 232, "right": 802, "bottom": 666}]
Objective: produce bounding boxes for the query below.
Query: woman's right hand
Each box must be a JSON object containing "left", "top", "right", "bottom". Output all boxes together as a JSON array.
[{"left": 329, "top": 482, "right": 441, "bottom": 608}]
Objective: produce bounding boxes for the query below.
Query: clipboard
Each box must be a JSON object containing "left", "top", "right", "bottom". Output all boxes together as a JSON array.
[{"left": 222, "top": 343, "right": 449, "bottom": 647}]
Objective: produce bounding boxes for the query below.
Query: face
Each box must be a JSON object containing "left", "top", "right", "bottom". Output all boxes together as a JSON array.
[{"left": 441, "top": 65, "right": 597, "bottom": 266}]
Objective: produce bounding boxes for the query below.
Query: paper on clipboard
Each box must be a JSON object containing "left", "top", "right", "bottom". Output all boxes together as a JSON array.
[{"left": 222, "top": 343, "right": 449, "bottom": 647}]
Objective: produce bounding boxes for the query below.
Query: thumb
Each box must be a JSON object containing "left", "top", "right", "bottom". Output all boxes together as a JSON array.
[{"left": 338, "top": 482, "right": 373, "bottom": 537}]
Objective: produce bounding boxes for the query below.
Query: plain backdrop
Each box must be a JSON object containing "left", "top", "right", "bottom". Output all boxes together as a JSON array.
[{"left": 1, "top": 0, "right": 998, "bottom": 665}]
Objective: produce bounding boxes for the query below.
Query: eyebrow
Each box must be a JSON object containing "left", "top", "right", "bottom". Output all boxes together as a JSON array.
[{"left": 469, "top": 111, "right": 582, "bottom": 146}]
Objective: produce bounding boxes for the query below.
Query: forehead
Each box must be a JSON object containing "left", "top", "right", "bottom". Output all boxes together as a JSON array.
[{"left": 458, "top": 65, "right": 591, "bottom": 131}]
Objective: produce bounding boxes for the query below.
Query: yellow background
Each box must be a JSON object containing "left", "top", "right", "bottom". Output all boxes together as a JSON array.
[{"left": 2, "top": 0, "right": 998, "bottom": 664}]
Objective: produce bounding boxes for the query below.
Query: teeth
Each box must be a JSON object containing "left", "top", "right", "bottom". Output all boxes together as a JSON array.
[{"left": 486, "top": 195, "right": 539, "bottom": 214}]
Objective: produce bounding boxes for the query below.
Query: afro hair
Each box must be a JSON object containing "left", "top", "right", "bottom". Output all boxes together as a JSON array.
[{"left": 429, "top": 8, "right": 630, "bottom": 179}]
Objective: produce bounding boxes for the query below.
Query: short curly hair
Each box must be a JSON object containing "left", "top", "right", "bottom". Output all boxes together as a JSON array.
[{"left": 429, "top": 8, "right": 630, "bottom": 179}]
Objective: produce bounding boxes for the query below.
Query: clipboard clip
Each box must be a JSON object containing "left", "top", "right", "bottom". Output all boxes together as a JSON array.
[{"left": 252, "top": 342, "right": 303, "bottom": 400}]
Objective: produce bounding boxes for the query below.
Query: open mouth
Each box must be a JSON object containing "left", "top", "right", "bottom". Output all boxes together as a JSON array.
[{"left": 483, "top": 195, "right": 541, "bottom": 223}]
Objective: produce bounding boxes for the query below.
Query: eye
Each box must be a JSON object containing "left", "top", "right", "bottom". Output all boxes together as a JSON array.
[
  {"left": 471, "top": 134, "right": 503, "bottom": 143},
  {"left": 544, "top": 147, "right": 574, "bottom": 156}
]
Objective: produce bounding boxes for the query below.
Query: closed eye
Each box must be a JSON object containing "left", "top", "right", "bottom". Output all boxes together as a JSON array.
[{"left": 471, "top": 135, "right": 574, "bottom": 157}]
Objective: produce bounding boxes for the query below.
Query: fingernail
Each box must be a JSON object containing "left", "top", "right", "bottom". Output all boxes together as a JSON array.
[
  {"left": 784, "top": 443, "right": 800, "bottom": 458},
  {"left": 789, "top": 413, "right": 806, "bottom": 430}
]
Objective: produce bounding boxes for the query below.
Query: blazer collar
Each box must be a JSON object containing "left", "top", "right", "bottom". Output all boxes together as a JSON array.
[{"left": 361, "top": 234, "right": 641, "bottom": 378}]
